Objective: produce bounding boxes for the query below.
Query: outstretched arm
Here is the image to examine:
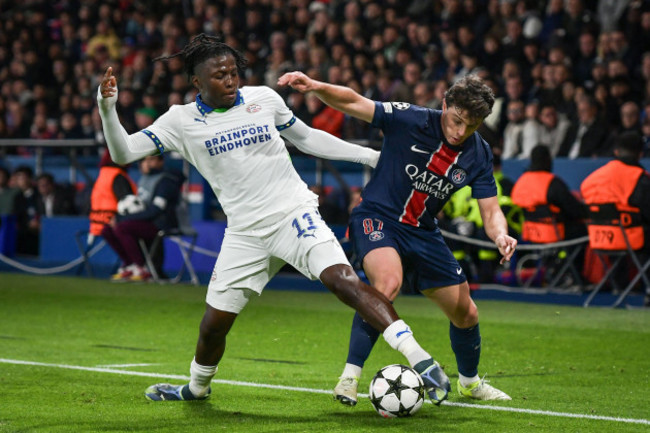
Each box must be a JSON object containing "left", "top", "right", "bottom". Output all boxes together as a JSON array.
[
  {"left": 280, "top": 117, "right": 379, "bottom": 168},
  {"left": 97, "top": 67, "right": 158, "bottom": 164},
  {"left": 477, "top": 196, "right": 517, "bottom": 264},
  {"left": 278, "top": 71, "right": 376, "bottom": 123}
]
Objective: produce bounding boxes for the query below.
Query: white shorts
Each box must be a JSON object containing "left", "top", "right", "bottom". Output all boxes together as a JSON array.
[{"left": 206, "top": 205, "right": 350, "bottom": 313}]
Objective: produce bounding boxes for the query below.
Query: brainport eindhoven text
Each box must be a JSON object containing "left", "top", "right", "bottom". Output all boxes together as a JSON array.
[{"left": 204, "top": 126, "right": 272, "bottom": 156}]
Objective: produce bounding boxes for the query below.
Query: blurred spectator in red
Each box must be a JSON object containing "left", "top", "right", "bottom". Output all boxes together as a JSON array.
[{"left": 306, "top": 93, "right": 344, "bottom": 138}]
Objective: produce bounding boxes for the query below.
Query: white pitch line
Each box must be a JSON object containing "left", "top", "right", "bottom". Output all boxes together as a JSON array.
[
  {"left": 96, "top": 363, "right": 158, "bottom": 368},
  {"left": 1, "top": 358, "right": 648, "bottom": 426}
]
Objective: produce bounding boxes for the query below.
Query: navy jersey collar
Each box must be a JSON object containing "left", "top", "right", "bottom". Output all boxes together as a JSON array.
[{"left": 195, "top": 90, "right": 244, "bottom": 115}]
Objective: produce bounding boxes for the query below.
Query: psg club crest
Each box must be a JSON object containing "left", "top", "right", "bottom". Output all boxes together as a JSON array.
[
  {"left": 451, "top": 168, "right": 466, "bottom": 184},
  {"left": 369, "top": 231, "right": 384, "bottom": 241},
  {"left": 246, "top": 104, "right": 262, "bottom": 113}
]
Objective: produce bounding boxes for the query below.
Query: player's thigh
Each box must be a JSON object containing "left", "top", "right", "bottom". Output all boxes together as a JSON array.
[
  {"left": 206, "top": 232, "right": 273, "bottom": 313},
  {"left": 349, "top": 212, "right": 403, "bottom": 298},
  {"left": 362, "top": 247, "right": 403, "bottom": 300},
  {"left": 269, "top": 206, "right": 348, "bottom": 279},
  {"left": 421, "top": 281, "right": 478, "bottom": 328}
]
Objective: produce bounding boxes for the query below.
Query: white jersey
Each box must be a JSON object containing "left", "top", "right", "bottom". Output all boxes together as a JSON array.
[{"left": 139, "top": 86, "right": 318, "bottom": 232}]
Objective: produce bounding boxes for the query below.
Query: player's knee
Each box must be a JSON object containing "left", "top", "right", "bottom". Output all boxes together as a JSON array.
[
  {"left": 455, "top": 303, "right": 479, "bottom": 328},
  {"left": 321, "top": 264, "right": 363, "bottom": 304},
  {"left": 372, "top": 276, "right": 401, "bottom": 301}
]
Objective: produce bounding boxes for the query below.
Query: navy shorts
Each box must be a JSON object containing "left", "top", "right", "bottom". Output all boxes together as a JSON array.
[{"left": 349, "top": 210, "right": 466, "bottom": 292}]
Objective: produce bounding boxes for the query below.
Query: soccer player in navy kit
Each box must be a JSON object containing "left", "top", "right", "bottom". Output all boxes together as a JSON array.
[{"left": 279, "top": 72, "right": 517, "bottom": 405}]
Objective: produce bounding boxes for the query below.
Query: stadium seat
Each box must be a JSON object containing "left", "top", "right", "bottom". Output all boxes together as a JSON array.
[
  {"left": 582, "top": 204, "right": 650, "bottom": 307},
  {"left": 138, "top": 227, "right": 199, "bottom": 285},
  {"left": 74, "top": 229, "right": 120, "bottom": 277},
  {"left": 517, "top": 206, "right": 585, "bottom": 290}
]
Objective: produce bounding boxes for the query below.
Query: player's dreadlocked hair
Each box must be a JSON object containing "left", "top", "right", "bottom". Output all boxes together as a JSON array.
[
  {"left": 154, "top": 33, "right": 248, "bottom": 81},
  {"left": 444, "top": 74, "right": 495, "bottom": 121}
]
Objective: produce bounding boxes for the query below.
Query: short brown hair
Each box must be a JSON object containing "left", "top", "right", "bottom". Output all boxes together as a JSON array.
[{"left": 444, "top": 74, "right": 495, "bottom": 120}]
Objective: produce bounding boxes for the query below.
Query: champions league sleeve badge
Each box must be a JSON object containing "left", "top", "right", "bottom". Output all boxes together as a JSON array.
[{"left": 391, "top": 102, "right": 411, "bottom": 110}]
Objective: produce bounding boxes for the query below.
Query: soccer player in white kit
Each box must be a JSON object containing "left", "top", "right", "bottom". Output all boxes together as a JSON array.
[{"left": 97, "top": 34, "right": 450, "bottom": 404}]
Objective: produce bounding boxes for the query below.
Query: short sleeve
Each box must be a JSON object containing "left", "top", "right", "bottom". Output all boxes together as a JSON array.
[
  {"left": 371, "top": 101, "right": 422, "bottom": 132},
  {"left": 471, "top": 143, "right": 497, "bottom": 199}
]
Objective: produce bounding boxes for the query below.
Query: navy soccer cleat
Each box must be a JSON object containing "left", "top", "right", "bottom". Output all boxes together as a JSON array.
[
  {"left": 144, "top": 383, "right": 211, "bottom": 401},
  {"left": 413, "top": 360, "right": 451, "bottom": 405}
]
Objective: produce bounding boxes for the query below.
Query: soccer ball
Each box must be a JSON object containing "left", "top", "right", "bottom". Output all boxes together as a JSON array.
[
  {"left": 117, "top": 194, "right": 146, "bottom": 215},
  {"left": 368, "top": 364, "right": 425, "bottom": 418}
]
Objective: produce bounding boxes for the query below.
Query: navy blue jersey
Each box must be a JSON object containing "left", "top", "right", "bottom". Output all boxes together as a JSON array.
[{"left": 357, "top": 101, "right": 497, "bottom": 231}]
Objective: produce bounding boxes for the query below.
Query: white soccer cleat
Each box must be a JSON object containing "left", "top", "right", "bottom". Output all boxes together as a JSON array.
[
  {"left": 333, "top": 376, "right": 359, "bottom": 406},
  {"left": 457, "top": 377, "right": 511, "bottom": 401}
]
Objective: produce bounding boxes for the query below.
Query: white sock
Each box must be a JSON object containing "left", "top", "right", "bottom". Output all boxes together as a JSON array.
[
  {"left": 341, "top": 363, "right": 362, "bottom": 379},
  {"left": 188, "top": 357, "right": 217, "bottom": 397},
  {"left": 459, "top": 373, "right": 480, "bottom": 388},
  {"left": 382, "top": 320, "right": 432, "bottom": 367}
]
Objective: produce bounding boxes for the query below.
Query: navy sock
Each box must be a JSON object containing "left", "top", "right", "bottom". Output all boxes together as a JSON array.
[
  {"left": 449, "top": 322, "right": 481, "bottom": 378},
  {"left": 346, "top": 311, "right": 381, "bottom": 367}
]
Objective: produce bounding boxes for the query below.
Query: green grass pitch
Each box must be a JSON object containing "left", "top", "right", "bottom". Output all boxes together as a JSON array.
[{"left": 0, "top": 273, "right": 648, "bottom": 432}]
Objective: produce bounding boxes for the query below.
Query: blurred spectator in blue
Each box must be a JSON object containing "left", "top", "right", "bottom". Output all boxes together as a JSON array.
[
  {"left": 540, "top": 0, "right": 567, "bottom": 47},
  {"left": 0, "top": 167, "right": 19, "bottom": 215},
  {"left": 11, "top": 166, "right": 39, "bottom": 256},
  {"left": 574, "top": 32, "right": 598, "bottom": 86}
]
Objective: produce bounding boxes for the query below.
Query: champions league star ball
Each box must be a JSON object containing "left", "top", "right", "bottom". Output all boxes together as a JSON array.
[
  {"left": 117, "top": 194, "right": 146, "bottom": 215},
  {"left": 368, "top": 364, "right": 425, "bottom": 418}
]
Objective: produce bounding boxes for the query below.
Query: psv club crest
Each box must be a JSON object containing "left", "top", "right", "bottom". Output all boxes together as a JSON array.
[{"left": 246, "top": 104, "right": 262, "bottom": 113}]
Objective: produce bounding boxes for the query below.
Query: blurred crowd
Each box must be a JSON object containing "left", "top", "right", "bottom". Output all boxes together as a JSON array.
[
  {"left": 2, "top": 0, "right": 650, "bottom": 274},
  {"left": 0, "top": 0, "right": 649, "bottom": 156}
]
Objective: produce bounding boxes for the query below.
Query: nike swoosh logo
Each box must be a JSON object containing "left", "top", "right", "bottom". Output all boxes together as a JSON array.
[
  {"left": 410, "top": 145, "right": 429, "bottom": 154},
  {"left": 396, "top": 328, "right": 411, "bottom": 338},
  {"left": 456, "top": 268, "right": 462, "bottom": 275}
]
